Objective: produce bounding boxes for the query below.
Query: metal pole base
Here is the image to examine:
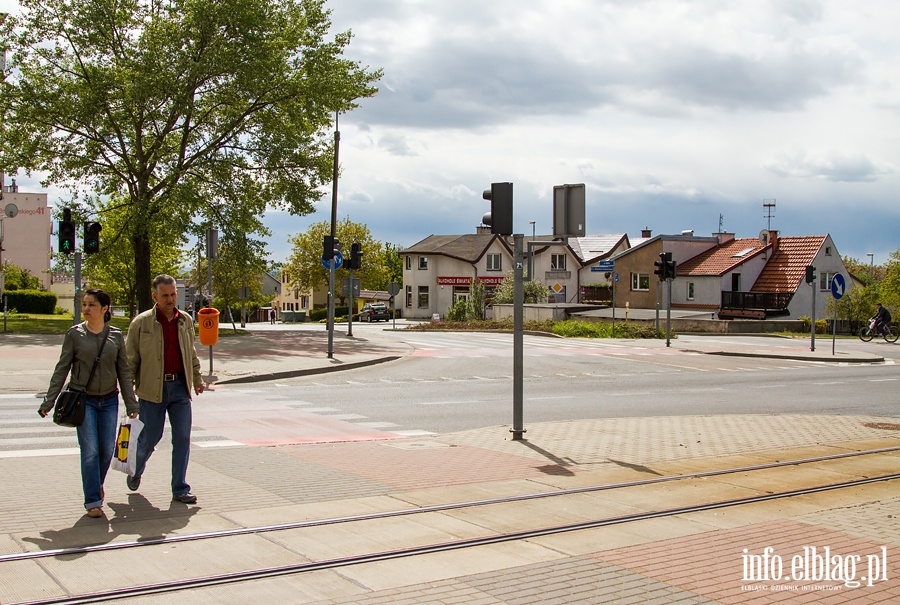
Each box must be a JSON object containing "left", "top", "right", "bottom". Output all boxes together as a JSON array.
[{"left": 510, "top": 428, "right": 527, "bottom": 441}]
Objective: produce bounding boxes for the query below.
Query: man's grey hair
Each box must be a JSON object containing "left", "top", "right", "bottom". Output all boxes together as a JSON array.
[{"left": 152, "top": 274, "right": 177, "bottom": 292}]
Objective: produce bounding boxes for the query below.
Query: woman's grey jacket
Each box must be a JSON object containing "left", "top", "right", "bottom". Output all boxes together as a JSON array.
[{"left": 40, "top": 323, "right": 139, "bottom": 416}]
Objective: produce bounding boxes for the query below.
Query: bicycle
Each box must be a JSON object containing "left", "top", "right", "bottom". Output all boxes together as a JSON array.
[{"left": 858, "top": 318, "right": 899, "bottom": 343}]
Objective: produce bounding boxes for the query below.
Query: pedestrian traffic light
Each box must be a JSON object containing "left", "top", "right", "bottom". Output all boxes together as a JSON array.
[
  {"left": 350, "top": 242, "right": 362, "bottom": 269},
  {"left": 482, "top": 182, "right": 513, "bottom": 236},
  {"left": 805, "top": 265, "right": 816, "bottom": 284},
  {"left": 83, "top": 222, "right": 102, "bottom": 254},
  {"left": 654, "top": 252, "right": 666, "bottom": 280},
  {"left": 58, "top": 208, "right": 76, "bottom": 254}
]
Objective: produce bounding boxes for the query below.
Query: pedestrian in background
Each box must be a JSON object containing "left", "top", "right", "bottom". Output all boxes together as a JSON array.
[
  {"left": 39, "top": 289, "right": 138, "bottom": 518},
  {"left": 125, "top": 275, "right": 205, "bottom": 504}
]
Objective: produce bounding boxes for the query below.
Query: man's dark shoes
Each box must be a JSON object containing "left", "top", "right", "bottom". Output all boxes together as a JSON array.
[
  {"left": 173, "top": 492, "right": 197, "bottom": 504},
  {"left": 126, "top": 474, "right": 141, "bottom": 491}
]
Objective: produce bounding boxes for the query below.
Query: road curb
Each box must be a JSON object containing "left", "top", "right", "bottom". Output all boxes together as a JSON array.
[
  {"left": 215, "top": 356, "right": 402, "bottom": 385},
  {"left": 700, "top": 350, "right": 885, "bottom": 363}
]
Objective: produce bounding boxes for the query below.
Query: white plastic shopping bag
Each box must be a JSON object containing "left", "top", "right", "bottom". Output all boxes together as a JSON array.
[{"left": 111, "top": 416, "right": 143, "bottom": 476}]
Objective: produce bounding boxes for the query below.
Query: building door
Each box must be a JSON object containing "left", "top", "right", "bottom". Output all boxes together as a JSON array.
[{"left": 731, "top": 273, "right": 741, "bottom": 292}]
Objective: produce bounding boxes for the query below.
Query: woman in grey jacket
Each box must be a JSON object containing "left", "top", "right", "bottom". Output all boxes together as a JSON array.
[{"left": 39, "top": 289, "right": 139, "bottom": 518}]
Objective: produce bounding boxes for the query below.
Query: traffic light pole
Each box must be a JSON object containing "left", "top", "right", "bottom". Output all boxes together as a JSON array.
[
  {"left": 347, "top": 267, "right": 354, "bottom": 337},
  {"left": 512, "top": 234, "right": 525, "bottom": 441},
  {"left": 73, "top": 251, "right": 82, "bottom": 326}
]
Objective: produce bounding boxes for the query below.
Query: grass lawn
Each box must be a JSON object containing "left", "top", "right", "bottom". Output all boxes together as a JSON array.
[{"left": 0, "top": 314, "right": 247, "bottom": 336}]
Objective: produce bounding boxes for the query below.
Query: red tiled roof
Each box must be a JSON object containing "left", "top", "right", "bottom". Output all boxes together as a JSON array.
[
  {"left": 677, "top": 238, "right": 768, "bottom": 276},
  {"left": 751, "top": 236, "right": 826, "bottom": 293}
]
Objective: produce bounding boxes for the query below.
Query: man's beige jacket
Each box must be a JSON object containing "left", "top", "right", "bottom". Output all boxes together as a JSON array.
[{"left": 126, "top": 306, "right": 203, "bottom": 403}]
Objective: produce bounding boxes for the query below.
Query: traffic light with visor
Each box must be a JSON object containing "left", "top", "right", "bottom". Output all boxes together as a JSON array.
[
  {"left": 83, "top": 222, "right": 102, "bottom": 254},
  {"left": 654, "top": 252, "right": 666, "bottom": 280},
  {"left": 805, "top": 265, "right": 816, "bottom": 284},
  {"left": 350, "top": 242, "right": 362, "bottom": 269},
  {"left": 666, "top": 258, "right": 677, "bottom": 280},
  {"left": 59, "top": 208, "right": 76, "bottom": 254},
  {"left": 482, "top": 182, "right": 513, "bottom": 235}
]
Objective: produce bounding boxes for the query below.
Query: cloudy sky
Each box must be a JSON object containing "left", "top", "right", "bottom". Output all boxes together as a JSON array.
[{"left": 3, "top": 0, "right": 898, "bottom": 266}]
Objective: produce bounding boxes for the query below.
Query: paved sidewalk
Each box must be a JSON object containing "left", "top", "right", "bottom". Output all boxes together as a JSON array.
[{"left": 0, "top": 324, "right": 897, "bottom": 604}]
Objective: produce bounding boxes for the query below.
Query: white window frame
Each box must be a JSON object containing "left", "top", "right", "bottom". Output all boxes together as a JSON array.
[
  {"left": 405, "top": 285, "right": 412, "bottom": 308},
  {"left": 631, "top": 272, "right": 650, "bottom": 291},
  {"left": 819, "top": 271, "right": 837, "bottom": 291},
  {"left": 418, "top": 256, "right": 428, "bottom": 270},
  {"left": 550, "top": 254, "right": 566, "bottom": 270},
  {"left": 417, "top": 285, "right": 429, "bottom": 308},
  {"left": 687, "top": 282, "right": 695, "bottom": 300},
  {"left": 486, "top": 253, "right": 502, "bottom": 271}
]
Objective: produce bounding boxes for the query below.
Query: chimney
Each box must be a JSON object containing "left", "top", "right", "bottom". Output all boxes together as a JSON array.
[
  {"left": 641, "top": 227, "right": 652, "bottom": 238},
  {"left": 716, "top": 232, "right": 735, "bottom": 244},
  {"left": 476, "top": 225, "right": 492, "bottom": 235},
  {"left": 769, "top": 230, "right": 779, "bottom": 254}
]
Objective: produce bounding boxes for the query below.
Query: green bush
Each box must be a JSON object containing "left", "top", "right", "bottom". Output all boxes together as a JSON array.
[
  {"left": 798, "top": 316, "right": 828, "bottom": 334},
  {"left": 551, "top": 320, "right": 661, "bottom": 339},
  {"left": 309, "top": 306, "right": 348, "bottom": 322},
  {"left": 2, "top": 290, "right": 57, "bottom": 314}
]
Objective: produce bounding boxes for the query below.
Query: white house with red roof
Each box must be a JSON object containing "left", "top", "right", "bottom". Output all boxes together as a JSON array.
[{"left": 675, "top": 230, "right": 851, "bottom": 320}]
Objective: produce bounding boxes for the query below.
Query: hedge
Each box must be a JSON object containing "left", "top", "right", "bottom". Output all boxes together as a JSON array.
[{"left": 2, "top": 290, "right": 58, "bottom": 314}]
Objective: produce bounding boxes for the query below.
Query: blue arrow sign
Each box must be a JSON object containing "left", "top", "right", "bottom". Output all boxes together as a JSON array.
[
  {"left": 322, "top": 251, "right": 343, "bottom": 270},
  {"left": 830, "top": 273, "right": 846, "bottom": 299}
]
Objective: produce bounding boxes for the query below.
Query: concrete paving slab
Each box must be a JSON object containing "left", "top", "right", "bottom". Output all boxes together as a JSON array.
[{"left": 335, "top": 540, "right": 564, "bottom": 593}]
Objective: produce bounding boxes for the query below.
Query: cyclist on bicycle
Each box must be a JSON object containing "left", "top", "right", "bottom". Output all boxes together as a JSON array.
[{"left": 872, "top": 303, "right": 892, "bottom": 336}]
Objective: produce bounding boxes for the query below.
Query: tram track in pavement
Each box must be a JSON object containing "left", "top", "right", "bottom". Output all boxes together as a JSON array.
[{"left": 4, "top": 446, "right": 899, "bottom": 604}]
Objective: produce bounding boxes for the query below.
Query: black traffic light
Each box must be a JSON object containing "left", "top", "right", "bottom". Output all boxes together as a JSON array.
[
  {"left": 482, "top": 182, "right": 513, "bottom": 235},
  {"left": 58, "top": 208, "right": 76, "bottom": 254},
  {"left": 805, "top": 265, "right": 816, "bottom": 284},
  {"left": 666, "top": 258, "right": 677, "bottom": 280},
  {"left": 323, "top": 235, "right": 336, "bottom": 261},
  {"left": 654, "top": 252, "right": 667, "bottom": 280},
  {"left": 83, "top": 222, "right": 102, "bottom": 254},
  {"left": 350, "top": 242, "right": 362, "bottom": 270}
]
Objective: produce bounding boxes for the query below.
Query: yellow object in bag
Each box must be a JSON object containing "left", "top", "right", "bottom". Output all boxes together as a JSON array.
[{"left": 116, "top": 423, "right": 131, "bottom": 462}]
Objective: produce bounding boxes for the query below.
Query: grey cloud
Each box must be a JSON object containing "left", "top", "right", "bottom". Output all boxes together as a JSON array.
[
  {"left": 377, "top": 133, "right": 417, "bottom": 156},
  {"left": 762, "top": 149, "right": 894, "bottom": 182}
]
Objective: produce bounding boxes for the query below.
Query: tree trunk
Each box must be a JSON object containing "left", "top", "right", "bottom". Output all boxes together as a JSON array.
[{"left": 134, "top": 232, "right": 154, "bottom": 313}]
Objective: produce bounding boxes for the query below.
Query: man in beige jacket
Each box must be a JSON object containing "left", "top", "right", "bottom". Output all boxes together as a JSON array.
[{"left": 126, "top": 274, "right": 205, "bottom": 504}]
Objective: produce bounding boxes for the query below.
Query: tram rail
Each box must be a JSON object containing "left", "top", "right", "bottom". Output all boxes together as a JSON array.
[{"left": 5, "top": 446, "right": 899, "bottom": 605}]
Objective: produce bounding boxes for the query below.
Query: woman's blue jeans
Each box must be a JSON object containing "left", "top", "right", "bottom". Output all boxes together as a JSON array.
[{"left": 76, "top": 393, "right": 120, "bottom": 510}]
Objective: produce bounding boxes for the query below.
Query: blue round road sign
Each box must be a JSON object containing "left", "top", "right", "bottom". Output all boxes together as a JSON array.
[
  {"left": 322, "top": 251, "right": 343, "bottom": 270},
  {"left": 830, "top": 273, "right": 846, "bottom": 299}
]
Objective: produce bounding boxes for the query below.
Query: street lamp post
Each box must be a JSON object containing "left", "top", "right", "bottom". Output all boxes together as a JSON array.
[{"left": 867, "top": 253, "right": 875, "bottom": 282}]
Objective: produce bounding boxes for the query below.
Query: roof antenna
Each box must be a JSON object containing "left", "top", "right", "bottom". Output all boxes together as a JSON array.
[
  {"left": 718, "top": 213, "right": 724, "bottom": 233},
  {"left": 763, "top": 199, "right": 776, "bottom": 232}
]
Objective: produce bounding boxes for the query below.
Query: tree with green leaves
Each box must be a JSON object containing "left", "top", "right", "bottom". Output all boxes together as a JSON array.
[
  {"left": 1, "top": 261, "right": 44, "bottom": 291},
  {"left": 0, "top": 0, "right": 380, "bottom": 312},
  {"left": 286, "top": 217, "right": 386, "bottom": 303},
  {"left": 79, "top": 197, "right": 185, "bottom": 316},
  {"left": 880, "top": 249, "right": 900, "bottom": 309},
  {"left": 491, "top": 271, "right": 550, "bottom": 305}
]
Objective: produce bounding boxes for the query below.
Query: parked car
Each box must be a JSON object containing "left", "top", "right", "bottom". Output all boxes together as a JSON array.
[{"left": 359, "top": 302, "right": 390, "bottom": 322}]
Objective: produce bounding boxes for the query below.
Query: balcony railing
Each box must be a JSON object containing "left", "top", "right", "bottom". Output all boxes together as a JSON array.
[{"left": 721, "top": 291, "right": 792, "bottom": 314}]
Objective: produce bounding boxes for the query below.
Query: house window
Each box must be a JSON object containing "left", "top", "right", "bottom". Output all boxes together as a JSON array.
[
  {"left": 688, "top": 282, "right": 695, "bottom": 300},
  {"left": 417, "top": 285, "right": 429, "bottom": 308},
  {"left": 301, "top": 295, "right": 309, "bottom": 309},
  {"left": 819, "top": 272, "right": 837, "bottom": 291},
  {"left": 418, "top": 256, "right": 428, "bottom": 270},
  {"left": 405, "top": 285, "right": 412, "bottom": 308},
  {"left": 405, "top": 256, "right": 411, "bottom": 270},
  {"left": 631, "top": 273, "right": 650, "bottom": 291},
  {"left": 551, "top": 254, "right": 566, "bottom": 270},
  {"left": 486, "top": 253, "right": 502, "bottom": 271},
  {"left": 825, "top": 246, "right": 832, "bottom": 256}
]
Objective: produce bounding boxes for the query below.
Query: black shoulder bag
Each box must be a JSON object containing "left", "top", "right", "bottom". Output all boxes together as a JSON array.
[{"left": 54, "top": 327, "right": 110, "bottom": 428}]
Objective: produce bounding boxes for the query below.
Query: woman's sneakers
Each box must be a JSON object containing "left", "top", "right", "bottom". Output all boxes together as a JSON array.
[{"left": 87, "top": 507, "right": 103, "bottom": 518}]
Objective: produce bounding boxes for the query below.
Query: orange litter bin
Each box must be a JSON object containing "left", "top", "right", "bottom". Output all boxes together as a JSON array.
[{"left": 198, "top": 307, "right": 219, "bottom": 346}]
